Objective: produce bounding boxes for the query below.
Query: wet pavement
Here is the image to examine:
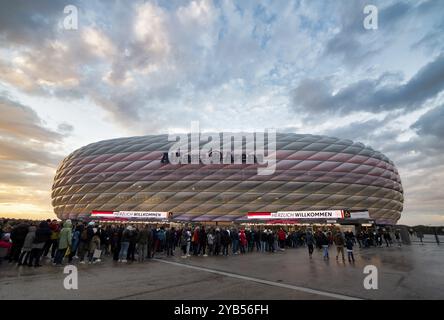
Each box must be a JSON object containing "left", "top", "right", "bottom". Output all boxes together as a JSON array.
[{"left": 1, "top": 243, "right": 443, "bottom": 300}]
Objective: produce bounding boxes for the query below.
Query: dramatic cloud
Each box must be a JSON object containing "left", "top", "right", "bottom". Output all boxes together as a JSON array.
[
  {"left": 0, "top": 95, "right": 70, "bottom": 219},
  {"left": 292, "top": 53, "right": 444, "bottom": 117}
]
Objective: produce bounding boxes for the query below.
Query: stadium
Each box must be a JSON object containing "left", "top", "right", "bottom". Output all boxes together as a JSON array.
[{"left": 51, "top": 133, "right": 403, "bottom": 225}]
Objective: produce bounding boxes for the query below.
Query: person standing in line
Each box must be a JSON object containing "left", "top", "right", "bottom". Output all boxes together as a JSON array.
[
  {"left": 239, "top": 229, "right": 247, "bottom": 254},
  {"left": 88, "top": 228, "right": 101, "bottom": 264},
  {"left": 152, "top": 227, "right": 160, "bottom": 256},
  {"left": 383, "top": 229, "right": 391, "bottom": 247},
  {"left": 127, "top": 225, "right": 138, "bottom": 262},
  {"left": 0, "top": 234, "right": 12, "bottom": 264},
  {"left": 158, "top": 226, "right": 166, "bottom": 253},
  {"left": 246, "top": 229, "right": 252, "bottom": 252},
  {"left": 46, "top": 219, "right": 61, "bottom": 260},
  {"left": 9, "top": 221, "right": 29, "bottom": 263},
  {"left": 29, "top": 221, "right": 51, "bottom": 267},
  {"left": 54, "top": 220, "right": 72, "bottom": 266},
  {"left": 394, "top": 230, "right": 402, "bottom": 247},
  {"left": 207, "top": 229, "right": 214, "bottom": 256},
  {"left": 356, "top": 231, "right": 363, "bottom": 248},
  {"left": 180, "top": 229, "right": 188, "bottom": 258},
  {"left": 222, "top": 228, "right": 230, "bottom": 256},
  {"left": 377, "top": 228, "right": 384, "bottom": 247},
  {"left": 260, "top": 229, "right": 267, "bottom": 253},
  {"left": 214, "top": 228, "right": 221, "bottom": 256},
  {"left": 231, "top": 227, "right": 239, "bottom": 255},
  {"left": 41, "top": 219, "right": 53, "bottom": 258},
  {"left": 118, "top": 225, "right": 131, "bottom": 262},
  {"left": 273, "top": 231, "right": 279, "bottom": 252},
  {"left": 192, "top": 226, "right": 200, "bottom": 256},
  {"left": 334, "top": 231, "right": 345, "bottom": 262},
  {"left": 78, "top": 222, "right": 95, "bottom": 264},
  {"left": 268, "top": 230, "right": 275, "bottom": 252},
  {"left": 69, "top": 224, "right": 81, "bottom": 263},
  {"left": 112, "top": 225, "right": 122, "bottom": 261},
  {"left": 166, "top": 227, "right": 176, "bottom": 257},
  {"left": 137, "top": 225, "right": 149, "bottom": 262},
  {"left": 199, "top": 227, "right": 207, "bottom": 256},
  {"left": 416, "top": 230, "right": 424, "bottom": 244},
  {"left": 305, "top": 231, "right": 314, "bottom": 259},
  {"left": 18, "top": 225, "right": 36, "bottom": 266},
  {"left": 346, "top": 237, "right": 355, "bottom": 263},
  {"left": 186, "top": 227, "right": 192, "bottom": 256},
  {"left": 278, "top": 228, "right": 286, "bottom": 250},
  {"left": 146, "top": 226, "right": 154, "bottom": 259},
  {"left": 255, "top": 228, "right": 261, "bottom": 252},
  {"left": 320, "top": 232, "right": 329, "bottom": 260}
]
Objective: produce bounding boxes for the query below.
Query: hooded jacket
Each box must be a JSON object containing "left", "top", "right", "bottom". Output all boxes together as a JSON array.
[{"left": 58, "top": 220, "right": 73, "bottom": 249}]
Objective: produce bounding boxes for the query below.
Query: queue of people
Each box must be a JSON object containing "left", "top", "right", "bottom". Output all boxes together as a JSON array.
[{"left": 0, "top": 218, "right": 402, "bottom": 267}]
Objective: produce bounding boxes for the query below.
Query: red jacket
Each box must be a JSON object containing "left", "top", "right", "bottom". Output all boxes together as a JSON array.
[
  {"left": 0, "top": 239, "right": 12, "bottom": 253},
  {"left": 239, "top": 231, "right": 247, "bottom": 246},
  {"left": 192, "top": 230, "right": 199, "bottom": 243},
  {"left": 278, "top": 230, "right": 286, "bottom": 241}
]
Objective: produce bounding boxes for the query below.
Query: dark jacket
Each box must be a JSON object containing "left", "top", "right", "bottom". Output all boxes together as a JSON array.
[
  {"left": 11, "top": 223, "right": 29, "bottom": 243},
  {"left": 305, "top": 233, "right": 314, "bottom": 246},
  {"left": 166, "top": 229, "right": 176, "bottom": 244},
  {"left": 121, "top": 229, "right": 132, "bottom": 242},
  {"left": 222, "top": 230, "right": 231, "bottom": 245},
  {"left": 346, "top": 239, "right": 354, "bottom": 250},
  {"left": 137, "top": 228, "right": 149, "bottom": 245},
  {"left": 34, "top": 221, "right": 52, "bottom": 244},
  {"left": 199, "top": 229, "right": 207, "bottom": 245}
]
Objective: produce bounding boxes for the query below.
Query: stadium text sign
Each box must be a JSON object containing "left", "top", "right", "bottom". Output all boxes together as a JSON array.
[
  {"left": 91, "top": 210, "right": 171, "bottom": 219},
  {"left": 248, "top": 210, "right": 345, "bottom": 219}
]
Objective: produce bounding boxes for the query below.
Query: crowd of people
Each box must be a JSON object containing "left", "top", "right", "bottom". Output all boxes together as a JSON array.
[{"left": 0, "top": 218, "right": 403, "bottom": 267}]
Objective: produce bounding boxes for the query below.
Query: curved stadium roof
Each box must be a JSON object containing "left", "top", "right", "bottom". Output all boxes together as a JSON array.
[{"left": 51, "top": 133, "right": 403, "bottom": 224}]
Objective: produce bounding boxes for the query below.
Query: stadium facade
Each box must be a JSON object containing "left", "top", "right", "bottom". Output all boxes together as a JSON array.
[{"left": 51, "top": 133, "right": 403, "bottom": 225}]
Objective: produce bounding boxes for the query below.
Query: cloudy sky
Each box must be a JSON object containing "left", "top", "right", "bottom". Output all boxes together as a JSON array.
[{"left": 0, "top": 0, "right": 443, "bottom": 225}]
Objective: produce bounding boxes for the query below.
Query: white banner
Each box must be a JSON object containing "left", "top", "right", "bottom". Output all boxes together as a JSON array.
[
  {"left": 114, "top": 211, "right": 170, "bottom": 219},
  {"left": 91, "top": 210, "right": 172, "bottom": 219},
  {"left": 249, "top": 210, "right": 344, "bottom": 219}
]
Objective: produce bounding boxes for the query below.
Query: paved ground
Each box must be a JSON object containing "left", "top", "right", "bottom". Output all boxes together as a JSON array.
[{"left": 1, "top": 243, "right": 443, "bottom": 300}]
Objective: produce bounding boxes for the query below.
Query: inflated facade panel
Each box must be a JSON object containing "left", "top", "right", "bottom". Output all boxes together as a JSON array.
[{"left": 51, "top": 133, "right": 403, "bottom": 224}]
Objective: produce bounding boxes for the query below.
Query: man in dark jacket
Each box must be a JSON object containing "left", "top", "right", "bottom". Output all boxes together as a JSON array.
[
  {"left": 127, "top": 227, "right": 138, "bottom": 261},
  {"left": 146, "top": 227, "right": 154, "bottom": 259},
  {"left": 230, "top": 228, "right": 239, "bottom": 255},
  {"left": 214, "top": 228, "right": 221, "bottom": 256},
  {"left": 43, "top": 219, "right": 60, "bottom": 259},
  {"left": 334, "top": 231, "right": 345, "bottom": 261},
  {"left": 29, "top": 221, "right": 51, "bottom": 267},
  {"left": 137, "top": 225, "right": 149, "bottom": 262},
  {"left": 222, "top": 229, "right": 230, "bottom": 256},
  {"left": 78, "top": 222, "right": 95, "bottom": 263},
  {"left": 9, "top": 222, "right": 29, "bottom": 262},
  {"left": 166, "top": 227, "right": 176, "bottom": 256},
  {"left": 199, "top": 227, "right": 207, "bottom": 256}
]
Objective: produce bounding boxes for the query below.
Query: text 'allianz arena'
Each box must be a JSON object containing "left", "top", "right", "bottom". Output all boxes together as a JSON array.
[{"left": 51, "top": 133, "right": 403, "bottom": 224}]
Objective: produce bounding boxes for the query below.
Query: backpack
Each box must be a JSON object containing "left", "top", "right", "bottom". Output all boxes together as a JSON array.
[{"left": 81, "top": 229, "right": 88, "bottom": 241}]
